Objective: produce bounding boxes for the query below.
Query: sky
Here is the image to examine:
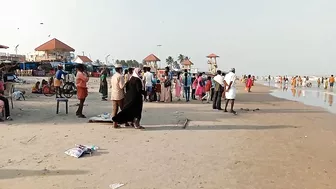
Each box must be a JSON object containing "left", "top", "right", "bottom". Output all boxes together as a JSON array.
[{"left": 1, "top": 0, "right": 336, "bottom": 76}]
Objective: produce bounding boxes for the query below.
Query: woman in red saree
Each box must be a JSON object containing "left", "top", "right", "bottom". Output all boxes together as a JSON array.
[{"left": 246, "top": 75, "right": 253, "bottom": 92}]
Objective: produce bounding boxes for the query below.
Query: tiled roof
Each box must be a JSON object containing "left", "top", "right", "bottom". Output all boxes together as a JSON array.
[
  {"left": 35, "top": 38, "right": 75, "bottom": 52},
  {"left": 181, "top": 59, "right": 193, "bottom": 65},
  {"left": 77, "top": 55, "right": 92, "bottom": 63},
  {"left": 143, "top": 54, "right": 160, "bottom": 62},
  {"left": 206, "top": 53, "right": 219, "bottom": 58}
]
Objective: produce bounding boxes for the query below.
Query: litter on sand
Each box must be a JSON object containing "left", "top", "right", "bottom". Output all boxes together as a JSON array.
[
  {"left": 65, "top": 144, "right": 99, "bottom": 158},
  {"left": 109, "top": 183, "right": 125, "bottom": 189}
]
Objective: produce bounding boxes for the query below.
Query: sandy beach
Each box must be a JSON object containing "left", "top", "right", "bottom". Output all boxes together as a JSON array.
[{"left": 1, "top": 78, "right": 336, "bottom": 189}]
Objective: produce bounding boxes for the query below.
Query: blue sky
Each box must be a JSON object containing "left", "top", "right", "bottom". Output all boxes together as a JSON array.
[{"left": 1, "top": 0, "right": 335, "bottom": 75}]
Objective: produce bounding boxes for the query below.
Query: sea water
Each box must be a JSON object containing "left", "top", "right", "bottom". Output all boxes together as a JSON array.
[{"left": 261, "top": 81, "right": 336, "bottom": 114}]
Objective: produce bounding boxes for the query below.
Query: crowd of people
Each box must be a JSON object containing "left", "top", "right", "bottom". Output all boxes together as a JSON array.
[
  {"left": 104, "top": 65, "right": 240, "bottom": 129},
  {"left": 272, "top": 75, "right": 335, "bottom": 90}
]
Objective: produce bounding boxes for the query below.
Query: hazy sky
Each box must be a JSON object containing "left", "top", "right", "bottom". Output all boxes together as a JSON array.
[{"left": 1, "top": 0, "right": 335, "bottom": 75}]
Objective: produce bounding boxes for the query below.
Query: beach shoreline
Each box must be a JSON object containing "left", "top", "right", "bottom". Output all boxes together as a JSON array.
[{"left": 0, "top": 79, "right": 336, "bottom": 189}]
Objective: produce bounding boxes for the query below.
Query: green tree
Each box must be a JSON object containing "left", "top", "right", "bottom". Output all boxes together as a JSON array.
[
  {"left": 177, "top": 54, "right": 185, "bottom": 63},
  {"left": 172, "top": 61, "right": 180, "bottom": 69},
  {"left": 132, "top": 60, "right": 140, "bottom": 67},
  {"left": 94, "top": 59, "right": 103, "bottom": 65},
  {"left": 120, "top": 60, "right": 127, "bottom": 66},
  {"left": 166, "top": 56, "right": 174, "bottom": 67}
]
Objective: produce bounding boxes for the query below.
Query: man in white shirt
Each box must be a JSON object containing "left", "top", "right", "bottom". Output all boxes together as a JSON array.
[
  {"left": 212, "top": 70, "right": 225, "bottom": 110},
  {"left": 224, "top": 68, "right": 237, "bottom": 115},
  {"left": 111, "top": 64, "right": 125, "bottom": 128},
  {"left": 143, "top": 66, "right": 154, "bottom": 102}
]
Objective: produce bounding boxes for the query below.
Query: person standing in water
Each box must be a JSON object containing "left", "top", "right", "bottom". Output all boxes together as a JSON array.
[
  {"left": 317, "top": 78, "right": 321, "bottom": 88},
  {"left": 324, "top": 78, "right": 329, "bottom": 89},
  {"left": 224, "top": 68, "right": 237, "bottom": 115},
  {"left": 329, "top": 75, "right": 334, "bottom": 89}
]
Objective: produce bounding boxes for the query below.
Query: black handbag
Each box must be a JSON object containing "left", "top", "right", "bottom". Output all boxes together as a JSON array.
[{"left": 164, "top": 80, "right": 171, "bottom": 87}]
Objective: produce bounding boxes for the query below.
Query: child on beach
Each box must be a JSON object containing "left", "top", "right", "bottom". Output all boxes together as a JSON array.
[
  {"left": 32, "top": 81, "right": 41, "bottom": 93},
  {"left": 317, "top": 78, "right": 321, "bottom": 88},
  {"left": 202, "top": 76, "right": 212, "bottom": 103},
  {"left": 155, "top": 80, "right": 161, "bottom": 102}
]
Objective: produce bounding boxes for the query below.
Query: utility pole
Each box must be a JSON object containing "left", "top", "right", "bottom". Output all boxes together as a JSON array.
[{"left": 105, "top": 54, "right": 110, "bottom": 65}]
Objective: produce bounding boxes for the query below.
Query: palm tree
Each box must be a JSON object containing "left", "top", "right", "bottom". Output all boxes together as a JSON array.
[
  {"left": 166, "top": 56, "right": 174, "bottom": 67},
  {"left": 177, "top": 54, "right": 185, "bottom": 63},
  {"left": 172, "top": 61, "right": 180, "bottom": 70},
  {"left": 94, "top": 59, "right": 103, "bottom": 65}
]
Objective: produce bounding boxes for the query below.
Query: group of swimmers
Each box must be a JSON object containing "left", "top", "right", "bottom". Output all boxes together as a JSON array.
[{"left": 317, "top": 75, "right": 334, "bottom": 89}]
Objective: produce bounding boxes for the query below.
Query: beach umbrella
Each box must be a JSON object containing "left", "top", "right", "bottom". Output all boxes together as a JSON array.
[{"left": 0, "top": 44, "right": 9, "bottom": 49}]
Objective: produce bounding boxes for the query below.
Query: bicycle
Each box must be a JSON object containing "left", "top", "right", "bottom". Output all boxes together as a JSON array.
[{"left": 62, "top": 81, "right": 77, "bottom": 98}]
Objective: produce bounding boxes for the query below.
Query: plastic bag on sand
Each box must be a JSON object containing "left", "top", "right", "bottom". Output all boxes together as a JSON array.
[
  {"left": 109, "top": 183, "right": 125, "bottom": 189},
  {"left": 64, "top": 148, "right": 85, "bottom": 158},
  {"left": 65, "top": 144, "right": 99, "bottom": 158}
]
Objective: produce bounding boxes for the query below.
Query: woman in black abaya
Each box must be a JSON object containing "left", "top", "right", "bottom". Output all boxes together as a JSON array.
[{"left": 112, "top": 68, "right": 145, "bottom": 129}]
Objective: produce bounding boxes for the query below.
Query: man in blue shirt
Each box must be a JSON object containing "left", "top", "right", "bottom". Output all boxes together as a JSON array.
[
  {"left": 54, "top": 64, "right": 67, "bottom": 98},
  {"left": 182, "top": 70, "right": 192, "bottom": 102}
]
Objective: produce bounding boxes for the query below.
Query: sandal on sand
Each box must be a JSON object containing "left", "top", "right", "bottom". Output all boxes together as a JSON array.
[
  {"left": 77, "top": 114, "right": 86, "bottom": 118},
  {"left": 113, "top": 123, "right": 121, "bottom": 129}
]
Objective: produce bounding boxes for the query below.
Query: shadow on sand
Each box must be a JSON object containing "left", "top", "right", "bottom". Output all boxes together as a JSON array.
[
  {"left": 0, "top": 169, "right": 88, "bottom": 180},
  {"left": 143, "top": 124, "right": 296, "bottom": 131}
]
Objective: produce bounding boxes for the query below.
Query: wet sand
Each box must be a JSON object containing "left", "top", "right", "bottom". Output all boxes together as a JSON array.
[
  {"left": 263, "top": 81, "right": 336, "bottom": 113},
  {"left": 0, "top": 78, "right": 336, "bottom": 189}
]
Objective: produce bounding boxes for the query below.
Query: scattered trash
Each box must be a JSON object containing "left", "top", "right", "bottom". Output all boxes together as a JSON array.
[
  {"left": 65, "top": 144, "right": 99, "bottom": 158},
  {"left": 182, "top": 119, "right": 190, "bottom": 129},
  {"left": 20, "top": 135, "right": 37, "bottom": 144},
  {"left": 109, "top": 183, "right": 125, "bottom": 189}
]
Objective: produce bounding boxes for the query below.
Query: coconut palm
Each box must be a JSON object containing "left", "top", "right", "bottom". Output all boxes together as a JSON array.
[
  {"left": 166, "top": 56, "right": 174, "bottom": 67},
  {"left": 172, "top": 61, "right": 180, "bottom": 70},
  {"left": 177, "top": 54, "right": 185, "bottom": 63}
]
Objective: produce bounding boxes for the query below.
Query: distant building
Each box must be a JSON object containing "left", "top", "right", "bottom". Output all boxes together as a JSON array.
[
  {"left": 74, "top": 55, "right": 93, "bottom": 64},
  {"left": 32, "top": 38, "right": 75, "bottom": 62},
  {"left": 0, "top": 52, "right": 25, "bottom": 63},
  {"left": 181, "top": 59, "right": 193, "bottom": 71}
]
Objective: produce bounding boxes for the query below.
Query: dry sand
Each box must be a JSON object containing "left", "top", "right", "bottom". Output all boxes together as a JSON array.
[{"left": 0, "top": 77, "right": 336, "bottom": 189}]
